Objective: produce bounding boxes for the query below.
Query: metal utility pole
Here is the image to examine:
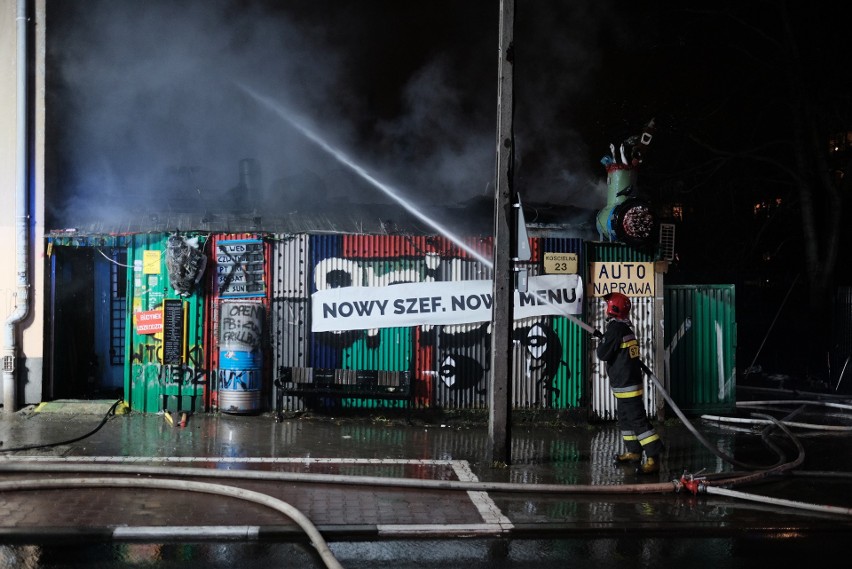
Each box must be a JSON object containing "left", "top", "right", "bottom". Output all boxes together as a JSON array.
[{"left": 489, "top": 0, "right": 515, "bottom": 465}]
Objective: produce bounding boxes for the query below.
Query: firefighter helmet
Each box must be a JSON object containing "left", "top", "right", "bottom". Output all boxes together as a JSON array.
[{"left": 604, "top": 292, "right": 631, "bottom": 318}]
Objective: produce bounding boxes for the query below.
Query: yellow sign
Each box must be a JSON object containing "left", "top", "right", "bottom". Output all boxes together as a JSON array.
[
  {"left": 543, "top": 252, "right": 578, "bottom": 274},
  {"left": 142, "top": 250, "right": 161, "bottom": 275},
  {"left": 588, "top": 262, "right": 654, "bottom": 297}
]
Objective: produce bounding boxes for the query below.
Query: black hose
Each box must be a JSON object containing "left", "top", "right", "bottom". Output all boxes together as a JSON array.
[
  {"left": 791, "top": 471, "right": 852, "bottom": 480},
  {"left": 0, "top": 399, "right": 122, "bottom": 453},
  {"left": 750, "top": 404, "right": 809, "bottom": 469},
  {"left": 701, "top": 413, "right": 805, "bottom": 488},
  {"left": 640, "top": 361, "right": 792, "bottom": 471}
]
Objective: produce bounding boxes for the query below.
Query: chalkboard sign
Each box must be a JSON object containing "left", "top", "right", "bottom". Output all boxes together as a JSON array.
[
  {"left": 217, "top": 239, "right": 266, "bottom": 298},
  {"left": 162, "top": 299, "right": 184, "bottom": 365}
]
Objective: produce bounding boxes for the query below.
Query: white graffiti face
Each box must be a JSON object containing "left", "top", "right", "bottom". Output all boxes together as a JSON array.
[
  {"left": 314, "top": 258, "right": 364, "bottom": 290},
  {"left": 313, "top": 257, "right": 433, "bottom": 291},
  {"left": 526, "top": 323, "right": 548, "bottom": 359},
  {"left": 439, "top": 355, "right": 457, "bottom": 387}
]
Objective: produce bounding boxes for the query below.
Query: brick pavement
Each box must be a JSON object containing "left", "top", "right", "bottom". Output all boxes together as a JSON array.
[
  {"left": 0, "top": 457, "right": 510, "bottom": 541},
  {"left": 2, "top": 402, "right": 852, "bottom": 544}
]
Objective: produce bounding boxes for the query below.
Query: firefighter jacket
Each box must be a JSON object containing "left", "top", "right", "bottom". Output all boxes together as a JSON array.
[{"left": 596, "top": 317, "right": 643, "bottom": 393}]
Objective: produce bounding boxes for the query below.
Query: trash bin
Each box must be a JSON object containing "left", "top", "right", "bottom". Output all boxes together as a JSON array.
[{"left": 218, "top": 302, "right": 264, "bottom": 414}]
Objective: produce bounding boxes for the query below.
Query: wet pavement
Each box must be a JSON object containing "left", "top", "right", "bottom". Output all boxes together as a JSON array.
[{"left": 0, "top": 392, "right": 851, "bottom": 568}]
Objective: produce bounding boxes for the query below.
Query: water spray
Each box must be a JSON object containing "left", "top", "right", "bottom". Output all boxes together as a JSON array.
[
  {"left": 241, "top": 86, "right": 600, "bottom": 334},
  {"left": 239, "top": 85, "right": 492, "bottom": 267}
]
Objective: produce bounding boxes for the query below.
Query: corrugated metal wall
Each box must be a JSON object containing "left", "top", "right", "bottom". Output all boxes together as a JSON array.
[
  {"left": 585, "top": 242, "right": 657, "bottom": 421},
  {"left": 119, "top": 232, "right": 674, "bottom": 416},
  {"left": 126, "top": 233, "right": 207, "bottom": 413},
  {"left": 511, "top": 238, "right": 586, "bottom": 409},
  {"left": 207, "top": 233, "right": 272, "bottom": 413},
  {"left": 271, "top": 234, "right": 311, "bottom": 411},
  {"left": 664, "top": 284, "right": 737, "bottom": 414},
  {"left": 271, "top": 233, "right": 586, "bottom": 412},
  {"left": 428, "top": 236, "right": 493, "bottom": 410},
  {"left": 64, "top": 229, "right": 748, "bottom": 418}
]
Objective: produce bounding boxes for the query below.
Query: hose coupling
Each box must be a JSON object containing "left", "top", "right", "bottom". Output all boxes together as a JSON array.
[{"left": 677, "top": 472, "right": 707, "bottom": 495}]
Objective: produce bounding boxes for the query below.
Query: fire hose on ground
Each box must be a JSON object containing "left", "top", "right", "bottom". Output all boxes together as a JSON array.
[
  {"left": 565, "top": 312, "right": 852, "bottom": 514},
  {"left": 0, "top": 476, "right": 343, "bottom": 569},
  {"left": 638, "top": 355, "right": 852, "bottom": 513},
  {"left": 0, "top": 313, "right": 851, "bottom": 569},
  {"left": 1, "top": 375, "right": 851, "bottom": 519}
]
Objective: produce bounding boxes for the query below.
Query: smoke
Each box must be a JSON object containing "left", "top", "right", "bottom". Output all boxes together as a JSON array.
[{"left": 48, "top": 0, "right": 619, "bottom": 231}]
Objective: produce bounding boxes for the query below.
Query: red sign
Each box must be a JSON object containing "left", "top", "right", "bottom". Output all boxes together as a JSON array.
[{"left": 136, "top": 309, "right": 163, "bottom": 334}]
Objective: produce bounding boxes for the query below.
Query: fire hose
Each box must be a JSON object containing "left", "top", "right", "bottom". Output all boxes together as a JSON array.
[
  {"left": 568, "top": 309, "right": 798, "bottom": 470},
  {"left": 0, "top": 312, "right": 850, "bottom": 549},
  {"left": 469, "top": 307, "right": 847, "bottom": 514},
  {"left": 0, "top": 476, "right": 343, "bottom": 569},
  {"left": 572, "top": 312, "right": 852, "bottom": 514}
]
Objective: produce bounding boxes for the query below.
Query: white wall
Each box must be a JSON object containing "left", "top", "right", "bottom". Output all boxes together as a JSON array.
[{"left": 0, "top": 0, "right": 46, "bottom": 407}]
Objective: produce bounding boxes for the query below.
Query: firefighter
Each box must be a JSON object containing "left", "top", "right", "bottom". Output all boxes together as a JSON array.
[{"left": 593, "top": 292, "right": 663, "bottom": 475}]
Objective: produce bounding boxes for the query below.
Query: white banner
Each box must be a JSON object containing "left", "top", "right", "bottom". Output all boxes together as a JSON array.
[{"left": 311, "top": 274, "right": 583, "bottom": 332}]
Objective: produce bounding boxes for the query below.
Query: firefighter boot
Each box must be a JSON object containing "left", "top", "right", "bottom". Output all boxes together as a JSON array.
[
  {"left": 637, "top": 456, "right": 660, "bottom": 475},
  {"left": 614, "top": 451, "right": 642, "bottom": 463}
]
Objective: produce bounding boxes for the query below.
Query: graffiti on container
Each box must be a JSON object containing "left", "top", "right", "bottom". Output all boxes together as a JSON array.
[
  {"left": 514, "top": 322, "right": 567, "bottom": 407},
  {"left": 427, "top": 322, "right": 489, "bottom": 396},
  {"left": 130, "top": 343, "right": 204, "bottom": 368},
  {"left": 168, "top": 364, "right": 207, "bottom": 385},
  {"left": 305, "top": 247, "right": 574, "bottom": 408},
  {"left": 218, "top": 368, "right": 262, "bottom": 391},
  {"left": 438, "top": 353, "right": 486, "bottom": 393},
  {"left": 311, "top": 254, "right": 494, "bottom": 403},
  {"left": 130, "top": 343, "right": 159, "bottom": 363},
  {"left": 313, "top": 256, "right": 438, "bottom": 290},
  {"left": 132, "top": 362, "right": 206, "bottom": 387},
  {"left": 219, "top": 302, "right": 264, "bottom": 351}
]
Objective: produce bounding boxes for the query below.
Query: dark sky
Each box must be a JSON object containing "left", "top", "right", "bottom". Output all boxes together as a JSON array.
[
  {"left": 45, "top": 1, "right": 841, "bottom": 241},
  {"left": 46, "top": 0, "right": 652, "bottom": 231}
]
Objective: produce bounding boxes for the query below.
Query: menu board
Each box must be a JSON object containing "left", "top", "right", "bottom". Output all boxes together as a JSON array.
[
  {"left": 216, "top": 239, "right": 266, "bottom": 298},
  {"left": 162, "top": 299, "right": 184, "bottom": 365}
]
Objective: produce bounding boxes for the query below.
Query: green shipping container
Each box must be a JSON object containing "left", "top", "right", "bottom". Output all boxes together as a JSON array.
[
  {"left": 126, "top": 233, "right": 208, "bottom": 413},
  {"left": 664, "top": 284, "right": 737, "bottom": 415}
]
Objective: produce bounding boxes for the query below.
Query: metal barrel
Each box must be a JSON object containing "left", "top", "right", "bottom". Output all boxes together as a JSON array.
[{"left": 218, "top": 302, "right": 264, "bottom": 414}]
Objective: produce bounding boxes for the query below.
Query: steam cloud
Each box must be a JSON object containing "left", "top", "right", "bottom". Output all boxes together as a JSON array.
[{"left": 48, "top": 0, "right": 615, "bottom": 233}]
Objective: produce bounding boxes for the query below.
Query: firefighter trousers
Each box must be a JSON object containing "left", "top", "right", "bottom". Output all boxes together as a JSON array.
[{"left": 616, "top": 393, "right": 663, "bottom": 458}]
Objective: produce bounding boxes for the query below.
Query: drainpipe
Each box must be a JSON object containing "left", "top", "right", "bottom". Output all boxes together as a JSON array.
[{"left": 3, "top": 0, "right": 31, "bottom": 413}]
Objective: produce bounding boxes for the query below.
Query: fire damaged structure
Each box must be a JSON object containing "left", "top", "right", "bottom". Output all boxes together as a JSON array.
[
  {"left": 44, "top": 206, "right": 736, "bottom": 422},
  {"left": 3, "top": 2, "right": 736, "bottom": 422}
]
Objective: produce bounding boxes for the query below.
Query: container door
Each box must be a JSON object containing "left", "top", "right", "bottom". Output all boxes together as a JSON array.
[{"left": 664, "top": 284, "right": 737, "bottom": 415}]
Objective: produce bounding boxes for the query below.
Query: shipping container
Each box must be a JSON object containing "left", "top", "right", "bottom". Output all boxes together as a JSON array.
[
  {"left": 125, "top": 232, "right": 208, "bottom": 413},
  {"left": 664, "top": 284, "right": 737, "bottom": 415},
  {"left": 271, "top": 233, "right": 587, "bottom": 412},
  {"left": 47, "top": 229, "right": 690, "bottom": 419}
]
